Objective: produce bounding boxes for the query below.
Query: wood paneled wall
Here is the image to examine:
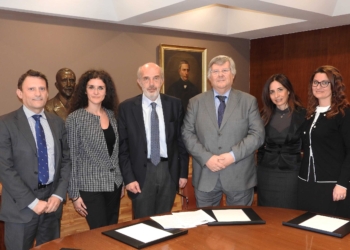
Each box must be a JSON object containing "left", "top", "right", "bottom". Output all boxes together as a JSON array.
[{"left": 250, "top": 25, "right": 350, "bottom": 108}]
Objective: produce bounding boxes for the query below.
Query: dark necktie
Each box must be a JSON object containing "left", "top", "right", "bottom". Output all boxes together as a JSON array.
[
  {"left": 217, "top": 95, "right": 227, "bottom": 128},
  {"left": 150, "top": 102, "right": 160, "bottom": 166},
  {"left": 32, "top": 115, "right": 49, "bottom": 184}
]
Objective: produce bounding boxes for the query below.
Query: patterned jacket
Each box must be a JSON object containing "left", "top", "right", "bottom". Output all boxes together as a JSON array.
[{"left": 66, "top": 108, "right": 122, "bottom": 198}]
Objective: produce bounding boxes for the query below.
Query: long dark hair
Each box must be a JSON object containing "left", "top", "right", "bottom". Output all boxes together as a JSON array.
[
  {"left": 69, "top": 70, "right": 119, "bottom": 117},
  {"left": 261, "top": 73, "right": 303, "bottom": 125},
  {"left": 306, "top": 65, "right": 349, "bottom": 119}
]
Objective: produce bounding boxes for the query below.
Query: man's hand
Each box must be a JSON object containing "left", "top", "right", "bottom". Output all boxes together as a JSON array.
[
  {"left": 45, "top": 196, "right": 61, "bottom": 213},
  {"left": 333, "top": 184, "right": 347, "bottom": 201},
  {"left": 206, "top": 155, "right": 226, "bottom": 172},
  {"left": 126, "top": 181, "right": 141, "bottom": 194},
  {"left": 179, "top": 178, "right": 187, "bottom": 188},
  {"left": 218, "top": 153, "right": 235, "bottom": 167},
  {"left": 32, "top": 200, "right": 48, "bottom": 215}
]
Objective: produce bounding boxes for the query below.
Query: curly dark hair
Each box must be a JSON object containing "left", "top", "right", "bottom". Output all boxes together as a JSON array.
[
  {"left": 68, "top": 70, "right": 119, "bottom": 117},
  {"left": 306, "top": 65, "right": 349, "bottom": 119},
  {"left": 261, "top": 73, "right": 303, "bottom": 125}
]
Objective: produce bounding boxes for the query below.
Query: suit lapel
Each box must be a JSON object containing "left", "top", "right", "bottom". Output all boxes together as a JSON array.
[
  {"left": 160, "top": 94, "right": 170, "bottom": 142},
  {"left": 284, "top": 109, "right": 304, "bottom": 143},
  {"left": 15, "top": 108, "right": 37, "bottom": 154},
  {"left": 220, "top": 89, "right": 238, "bottom": 130},
  {"left": 205, "top": 90, "right": 220, "bottom": 130},
  {"left": 132, "top": 95, "right": 147, "bottom": 146}
]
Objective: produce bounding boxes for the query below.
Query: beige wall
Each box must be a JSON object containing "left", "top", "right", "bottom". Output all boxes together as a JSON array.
[{"left": 0, "top": 10, "right": 250, "bottom": 115}]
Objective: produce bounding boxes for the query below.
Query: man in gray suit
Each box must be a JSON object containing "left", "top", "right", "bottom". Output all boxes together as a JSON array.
[
  {"left": 182, "top": 55, "right": 264, "bottom": 207},
  {"left": 0, "top": 70, "right": 71, "bottom": 250}
]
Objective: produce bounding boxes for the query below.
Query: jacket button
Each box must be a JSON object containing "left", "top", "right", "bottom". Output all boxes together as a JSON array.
[
  {"left": 34, "top": 171, "right": 38, "bottom": 174},
  {"left": 110, "top": 169, "right": 115, "bottom": 172},
  {"left": 144, "top": 164, "right": 147, "bottom": 167},
  {"left": 219, "top": 147, "right": 222, "bottom": 149}
]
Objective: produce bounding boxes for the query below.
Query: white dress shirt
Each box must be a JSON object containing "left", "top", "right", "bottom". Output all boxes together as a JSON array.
[{"left": 141, "top": 94, "right": 168, "bottom": 158}]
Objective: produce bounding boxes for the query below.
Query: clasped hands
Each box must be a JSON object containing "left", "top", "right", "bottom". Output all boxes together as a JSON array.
[
  {"left": 206, "top": 153, "right": 235, "bottom": 172},
  {"left": 32, "top": 196, "right": 61, "bottom": 215}
]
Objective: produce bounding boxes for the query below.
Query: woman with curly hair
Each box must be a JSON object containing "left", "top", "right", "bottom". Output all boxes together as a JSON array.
[
  {"left": 298, "top": 65, "right": 350, "bottom": 218},
  {"left": 257, "top": 74, "right": 305, "bottom": 209},
  {"left": 66, "top": 70, "right": 123, "bottom": 229}
]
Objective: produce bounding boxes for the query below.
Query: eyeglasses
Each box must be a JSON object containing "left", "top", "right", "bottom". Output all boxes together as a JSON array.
[
  {"left": 312, "top": 80, "right": 330, "bottom": 88},
  {"left": 211, "top": 69, "right": 231, "bottom": 76}
]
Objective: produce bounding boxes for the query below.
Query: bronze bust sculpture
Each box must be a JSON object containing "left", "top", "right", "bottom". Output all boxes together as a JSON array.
[{"left": 45, "top": 68, "right": 76, "bottom": 121}]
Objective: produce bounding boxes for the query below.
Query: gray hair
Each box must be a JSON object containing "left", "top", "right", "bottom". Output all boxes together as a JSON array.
[
  {"left": 137, "top": 63, "right": 164, "bottom": 80},
  {"left": 207, "top": 55, "right": 236, "bottom": 79}
]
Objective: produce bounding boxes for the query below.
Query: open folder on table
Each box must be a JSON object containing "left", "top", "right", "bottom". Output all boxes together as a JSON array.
[
  {"left": 282, "top": 212, "right": 350, "bottom": 238},
  {"left": 102, "top": 219, "right": 187, "bottom": 249},
  {"left": 202, "top": 208, "right": 266, "bottom": 226}
]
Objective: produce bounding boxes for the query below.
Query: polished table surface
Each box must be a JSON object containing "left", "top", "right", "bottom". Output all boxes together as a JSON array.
[{"left": 32, "top": 206, "right": 349, "bottom": 250}]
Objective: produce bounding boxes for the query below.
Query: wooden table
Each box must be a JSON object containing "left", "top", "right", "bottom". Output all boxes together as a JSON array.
[{"left": 32, "top": 206, "right": 349, "bottom": 250}]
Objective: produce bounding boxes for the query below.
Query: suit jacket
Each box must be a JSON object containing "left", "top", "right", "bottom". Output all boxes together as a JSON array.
[
  {"left": 65, "top": 108, "right": 123, "bottom": 199},
  {"left": 257, "top": 107, "right": 306, "bottom": 171},
  {"left": 182, "top": 88, "right": 265, "bottom": 192},
  {"left": 299, "top": 107, "right": 350, "bottom": 187},
  {"left": 45, "top": 94, "right": 68, "bottom": 121},
  {"left": 0, "top": 107, "right": 71, "bottom": 223},
  {"left": 167, "top": 79, "right": 200, "bottom": 111},
  {"left": 118, "top": 94, "right": 189, "bottom": 199}
]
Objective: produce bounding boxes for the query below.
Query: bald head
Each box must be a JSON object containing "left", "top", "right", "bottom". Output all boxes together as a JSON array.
[{"left": 136, "top": 62, "right": 164, "bottom": 101}]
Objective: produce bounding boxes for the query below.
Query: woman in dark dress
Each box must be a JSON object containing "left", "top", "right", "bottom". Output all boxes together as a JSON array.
[
  {"left": 258, "top": 74, "right": 305, "bottom": 209},
  {"left": 298, "top": 65, "right": 350, "bottom": 218}
]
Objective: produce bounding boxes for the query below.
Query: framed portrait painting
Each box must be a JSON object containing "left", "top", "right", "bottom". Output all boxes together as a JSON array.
[{"left": 159, "top": 44, "right": 207, "bottom": 109}]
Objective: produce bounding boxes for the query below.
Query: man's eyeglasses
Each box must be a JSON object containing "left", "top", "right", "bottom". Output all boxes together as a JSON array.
[
  {"left": 211, "top": 69, "right": 231, "bottom": 76},
  {"left": 312, "top": 80, "right": 330, "bottom": 88}
]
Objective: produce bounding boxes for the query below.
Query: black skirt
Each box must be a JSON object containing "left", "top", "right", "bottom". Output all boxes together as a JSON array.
[
  {"left": 257, "top": 167, "right": 298, "bottom": 209},
  {"left": 297, "top": 179, "right": 350, "bottom": 219}
]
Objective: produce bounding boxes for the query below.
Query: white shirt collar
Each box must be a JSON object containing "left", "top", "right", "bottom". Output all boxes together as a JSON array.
[
  {"left": 213, "top": 89, "right": 231, "bottom": 100},
  {"left": 142, "top": 93, "right": 162, "bottom": 108},
  {"left": 22, "top": 105, "right": 47, "bottom": 120}
]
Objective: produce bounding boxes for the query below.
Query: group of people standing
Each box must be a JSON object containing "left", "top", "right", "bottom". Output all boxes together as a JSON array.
[
  {"left": 258, "top": 66, "right": 350, "bottom": 219},
  {"left": 0, "top": 55, "right": 350, "bottom": 250}
]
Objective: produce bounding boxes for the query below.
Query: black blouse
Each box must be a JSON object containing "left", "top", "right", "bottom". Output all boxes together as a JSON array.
[{"left": 103, "top": 122, "right": 116, "bottom": 157}]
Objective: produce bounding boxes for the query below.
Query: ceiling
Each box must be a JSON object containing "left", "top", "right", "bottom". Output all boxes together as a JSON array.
[{"left": 1, "top": 0, "right": 350, "bottom": 39}]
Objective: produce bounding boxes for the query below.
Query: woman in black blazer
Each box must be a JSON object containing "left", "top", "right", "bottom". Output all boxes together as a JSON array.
[
  {"left": 258, "top": 74, "right": 305, "bottom": 209},
  {"left": 298, "top": 65, "right": 350, "bottom": 218},
  {"left": 66, "top": 70, "right": 123, "bottom": 229}
]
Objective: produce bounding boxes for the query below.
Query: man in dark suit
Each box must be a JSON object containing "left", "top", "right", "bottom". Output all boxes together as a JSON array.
[
  {"left": 182, "top": 55, "right": 265, "bottom": 207},
  {"left": 118, "top": 62, "right": 188, "bottom": 219},
  {"left": 0, "top": 70, "right": 71, "bottom": 250},
  {"left": 167, "top": 60, "right": 200, "bottom": 111}
]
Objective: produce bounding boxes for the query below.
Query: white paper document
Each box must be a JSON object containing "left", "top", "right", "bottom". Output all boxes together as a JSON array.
[
  {"left": 115, "top": 223, "right": 172, "bottom": 243},
  {"left": 172, "top": 209, "right": 216, "bottom": 227},
  {"left": 151, "top": 209, "right": 215, "bottom": 229},
  {"left": 150, "top": 214, "right": 188, "bottom": 229},
  {"left": 299, "top": 215, "right": 349, "bottom": 232},
  {"left": 212, "top": 209, "right": 251, "bottom": 222}
]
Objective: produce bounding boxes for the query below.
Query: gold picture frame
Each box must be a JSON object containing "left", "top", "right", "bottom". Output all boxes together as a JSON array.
[{"left": 159, "top": 44, "right": 207, "bottom": 95}]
